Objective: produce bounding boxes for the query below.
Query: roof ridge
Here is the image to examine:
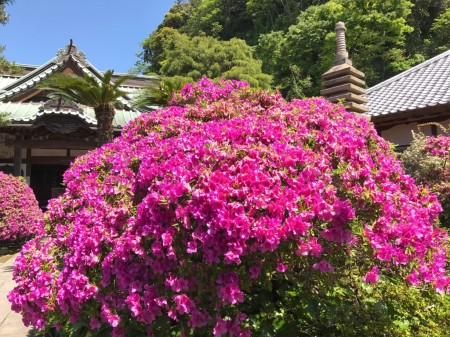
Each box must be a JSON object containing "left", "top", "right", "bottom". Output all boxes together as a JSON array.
[
  {"left": 367, "top": 49, "right": 450, "bottom": 93},
  {"left": 0, "top": 52, "right": 133, "bottom": 110}
]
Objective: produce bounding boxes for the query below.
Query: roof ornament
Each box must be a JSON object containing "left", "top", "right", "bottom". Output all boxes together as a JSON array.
[
  {"left": 334, "top": 22, "right": 352, "bottom": 66},
  {"left": 67, "top": 39, "right": 74, "bottom": 54},
  {"left": 55, "top": 48, "right": 66, "bottom": 64},
  {"left": 55, "top": 40, "right": 88, "bottom": 66},
  {"left": 38, "top": 98, "right": 84, "bottom": 113}
]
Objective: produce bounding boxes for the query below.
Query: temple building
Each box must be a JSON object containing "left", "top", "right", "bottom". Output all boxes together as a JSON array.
[
  {"left": 365, "top": 50, "right": 450, "bottom": 150},
  {"left": 0, "top": 43, "right": 156, "bottom": 208}
]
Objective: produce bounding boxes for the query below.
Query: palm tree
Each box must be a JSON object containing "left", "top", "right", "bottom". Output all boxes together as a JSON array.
[
  {"left": 39, "top": 70, "right": 130, "bottom": 145},
  {"left": 133, "top": 78, "right": 185, "bottom": 110}
]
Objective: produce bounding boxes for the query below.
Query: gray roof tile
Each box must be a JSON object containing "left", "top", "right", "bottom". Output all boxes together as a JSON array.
[{"left": 366, "top": 49, "right": 450, "bottom": 117}]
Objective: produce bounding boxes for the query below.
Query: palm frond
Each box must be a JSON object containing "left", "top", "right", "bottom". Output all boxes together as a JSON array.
[
  {"left": 132, "top": 78, "right": 185, "bottom": 109},
  {"left": 38, "top": 70, "right": 132, "bottom": 145},
  {"left": 38, "top": 70, "right": 130, "bottom": 108}
]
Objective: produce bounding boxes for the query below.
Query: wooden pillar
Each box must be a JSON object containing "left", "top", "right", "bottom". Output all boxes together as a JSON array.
[
  {"left": 26, "top": 148, "right": 32, "bottom": 179},
  {"left": 13, "top": 135, "right": 22, "bottom": 176}
]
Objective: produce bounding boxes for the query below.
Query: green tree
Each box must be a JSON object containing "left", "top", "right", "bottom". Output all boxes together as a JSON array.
[
  {"left": 246, "top": 0, "right": 328, "bottom": 43},
  {"left": 429, "top": 7, "right": 450, "bottom": 54},
  {"left": 158, "top": 0, "right": 200, "bottom": 31},
  {"left": 142, "top": 0, "right": 450, "bottom": 97},
  {"left": 39, "top": 71, "right": 131, "bottom": 145},
  {"left": 0, "top": 0, "right": 11, "bottom": 24},
  {"left": 406, "top": 0, "right": 450, "bottom": 56},
  {"left": 256, "top": 31, "right": 312, "bottom": 99},
  {"left": 0, "top": 0, "right": 20, "bottom": 72},
  {"left": 183, "top": 0, "right": 252, "bottom": 41},
  {"left": 258, "top": 0, "right": 415, "bottom": 97},
  {"left": 142, "top": 29, "right": 272, "bottom": 88}
]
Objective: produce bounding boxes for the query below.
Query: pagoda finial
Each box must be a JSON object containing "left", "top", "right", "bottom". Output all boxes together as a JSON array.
[{"left": 334, "top": 22, "right": 351, "bottom": 66}]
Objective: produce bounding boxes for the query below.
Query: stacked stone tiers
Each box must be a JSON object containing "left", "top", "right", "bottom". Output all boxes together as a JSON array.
[
  {"left": 321, "top": 22, "right": 369, "bottom": 114},
  {"left": 321, "top": 64, "right": 368, "bottom": 114}
]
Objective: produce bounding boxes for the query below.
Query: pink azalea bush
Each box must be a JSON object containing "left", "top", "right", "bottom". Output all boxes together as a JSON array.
[
  {"left": 8, "top": 79, "right": 449, "bottom": 336},
  {"left": 424, "top": 134, "right": 450, "bottom": 204},
  {"left": 0, "top": 172, "right": 43, "bottom": 242},
  {"left": 401, "top": 126, "right": 450, "bottom": 227}
]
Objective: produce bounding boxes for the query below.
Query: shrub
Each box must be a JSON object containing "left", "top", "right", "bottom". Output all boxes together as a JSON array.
[
  {"left": 401, "top": 124, "right": 450, "bottom": 226},
  {"left": 0, "top": 172, "right": 43, "bottom": 242},
  {"left": 8, "top": 79, "right": 449, "bottom": 337}
]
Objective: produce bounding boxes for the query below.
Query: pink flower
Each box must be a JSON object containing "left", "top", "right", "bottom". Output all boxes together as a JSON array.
[
  {"left": 249, "top": 265, "right": 260, "bottom": 279},
  {"left": 90, "top": 318, "right": 101, "bottom": 329},
  {"left": 364, "top": 266, "right": 379, "bottom": 283},
  {"left": 406, "top": 270, "right": 420, "bottom": 286},
  {"left": 173, "top": 294, "right": 194, "bottom": 314},
  {"left": 0, "top": 172, "right": 43, "bottom": 241},
  {"left": 312, "top": 260, "right": 334, "bottom": 273},
  {"left": 161, "top": 232, "right": 173, "bottom": 247},
  {"left": 277, "top": 260, "right": 288, "bottom": 273},
  {"left": 213, "top": 316, "right": 228, "bottom": 337},
  {"left": 217, "top": 272, "right": 244, "bottom": 304}
]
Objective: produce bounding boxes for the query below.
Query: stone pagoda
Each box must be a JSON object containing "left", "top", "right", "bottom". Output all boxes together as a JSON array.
[{"left": 320, "top": 22, "right": 368, "bottom": 114}]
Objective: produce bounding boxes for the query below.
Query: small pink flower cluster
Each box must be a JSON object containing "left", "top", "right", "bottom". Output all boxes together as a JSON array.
[
  {"left": 8, "top": 79, "right": 449, "bottom": 336},
  {"left": 0, "top": 172, "right": 43, "bottom": 241},
  {"left": 425, "top": 134, "right": 450, "bottom": 158},
  {"left": 424, "top": 135, "right": 450, "bottom": 200}
]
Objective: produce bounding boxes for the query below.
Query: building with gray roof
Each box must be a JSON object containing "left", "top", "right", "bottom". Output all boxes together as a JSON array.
[{"left": 365, "top": 49, "right": 450, "bottom": 149}]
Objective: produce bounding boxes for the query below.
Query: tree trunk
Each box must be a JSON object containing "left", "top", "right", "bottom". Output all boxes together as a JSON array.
[{"left": 94, "top": 104, "right": 115, "bottom": 146}]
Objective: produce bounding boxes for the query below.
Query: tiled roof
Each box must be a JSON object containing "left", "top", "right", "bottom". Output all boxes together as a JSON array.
[
  {"left": 0, "top": 44, "right": 158, "bottom": 130},
  {"left": 365, "top": 49, "right": 450, "bottom": 117},
  {"left": 0, "top": 101, "right": 140, "bottom": 129}
]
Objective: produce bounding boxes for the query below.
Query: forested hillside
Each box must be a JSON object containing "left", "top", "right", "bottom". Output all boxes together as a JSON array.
[{"left": 137, "top": 0, "right": 450, "bottom": 98}]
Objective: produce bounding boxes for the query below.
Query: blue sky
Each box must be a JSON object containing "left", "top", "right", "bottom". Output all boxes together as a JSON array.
[{"left": 0, "top": 0, "right": 176, "bottom": 73}]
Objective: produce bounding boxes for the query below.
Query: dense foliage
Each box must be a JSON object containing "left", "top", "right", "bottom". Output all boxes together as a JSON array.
[
  {"left": 133, "top": 79, "right": 186, "bottom": 110},
  {"left": 9, "top": 80, "right": 449, "bottom": 337},
  {"left": 139, "top": 28, "right": 271, "bottom": 88},
  {"left": 0, "top": 112, "right": 9, "bottom": 127},
  {"left": 401, "top": 125, "right": 450, "bottom": 227},
  {"left": 0, "top": 172, "right": 43, "bottom": 242},
  {"left": 139, "top": 0, "right": 450, "bottom": 98}
]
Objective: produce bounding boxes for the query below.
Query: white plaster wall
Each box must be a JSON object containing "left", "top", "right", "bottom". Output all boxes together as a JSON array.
[
  {"left": 379, "top": 122, "right": 443, "bottom": 146},
  {"left": 381, "top": 123, "right": 419, "bottom": 147}
]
